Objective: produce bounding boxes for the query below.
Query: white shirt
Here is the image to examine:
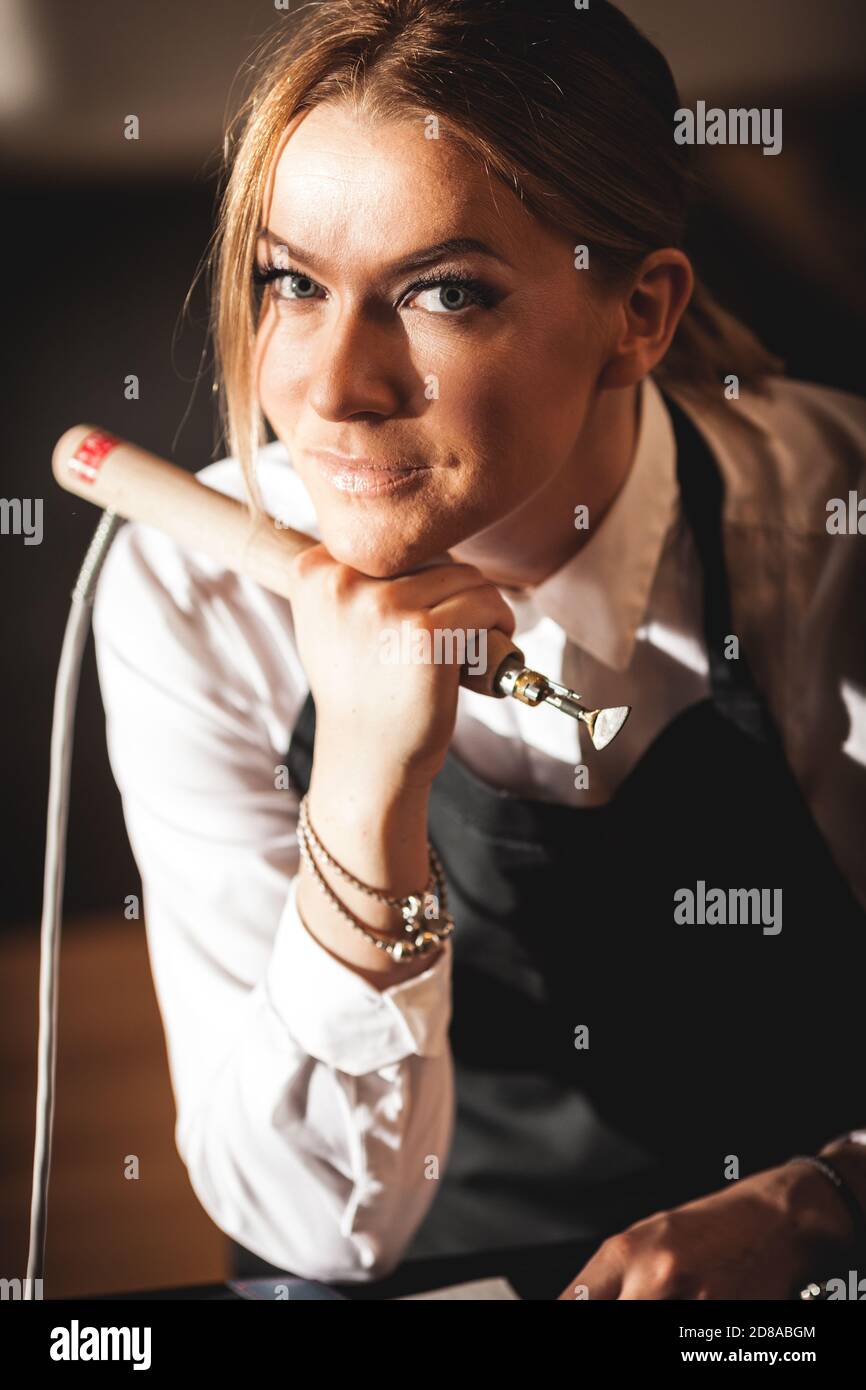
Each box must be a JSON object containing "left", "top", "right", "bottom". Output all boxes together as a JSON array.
[{"left": 91, "top": 373, "right": 866, "bottom": 1281}]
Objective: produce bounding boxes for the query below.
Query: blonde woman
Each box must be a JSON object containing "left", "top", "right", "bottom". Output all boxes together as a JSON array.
[{"left": 93, "top": 0, "right": 866, "bottom": 1299}]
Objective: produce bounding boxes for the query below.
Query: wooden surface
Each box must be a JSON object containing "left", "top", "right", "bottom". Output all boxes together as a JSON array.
[{"left": 0, "top": 912, "right": 225, "bottom": 1298}]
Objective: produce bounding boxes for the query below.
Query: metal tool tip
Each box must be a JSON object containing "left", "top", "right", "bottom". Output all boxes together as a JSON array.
[{"left": 587, "top": 705, "right": 631, "bottom": 751}]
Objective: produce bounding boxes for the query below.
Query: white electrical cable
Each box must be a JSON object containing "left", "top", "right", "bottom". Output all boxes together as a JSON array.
[{"left": 25, "top": 508, "right": 126, "bottom": 1298}]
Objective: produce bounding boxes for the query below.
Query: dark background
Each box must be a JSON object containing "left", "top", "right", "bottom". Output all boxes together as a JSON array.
[{"left": 2, "top": 0, "right": 865, "bottom": 924}]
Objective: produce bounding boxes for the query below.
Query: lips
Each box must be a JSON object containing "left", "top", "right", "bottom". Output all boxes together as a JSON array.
[
  {"left": 306, "top": 448, "right": 426, "bottom": 472},
  {"left": 307, "top": 449, "right": 431, "bottom": 496}
]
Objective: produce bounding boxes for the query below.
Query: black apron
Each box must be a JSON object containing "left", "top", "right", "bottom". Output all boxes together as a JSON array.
[{"left": 230, "top": 391, "right": 865, "bottom": 1275}]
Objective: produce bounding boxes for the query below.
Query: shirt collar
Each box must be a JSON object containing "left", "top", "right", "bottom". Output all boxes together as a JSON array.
[{"left": 515, "top": 374, "right": 679, "bottom": 672}]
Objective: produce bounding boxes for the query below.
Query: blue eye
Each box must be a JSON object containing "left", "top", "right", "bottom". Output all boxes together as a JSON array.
[
  {"left": 252, "top": 263, "right": 324, "bottom": 302},
  {"left": 402, "top": 270, "right": 495, "bottom": 313},
  {"left": 406, "top": 280, "right": 488, "bottom": 313}
]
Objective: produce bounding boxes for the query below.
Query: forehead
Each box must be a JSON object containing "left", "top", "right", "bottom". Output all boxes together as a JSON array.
[{"left": 260, "top": 101, "right": 538, "bottom": 268}]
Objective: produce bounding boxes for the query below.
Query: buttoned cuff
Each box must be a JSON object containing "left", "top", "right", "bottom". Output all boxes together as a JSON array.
[{"left": 265, "top": 874, "right": 453, "bottom": 1076}]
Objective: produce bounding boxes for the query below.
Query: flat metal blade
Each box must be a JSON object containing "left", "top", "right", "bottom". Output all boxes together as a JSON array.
[{"left": 585, "top": 705, "right": 631, "bottom": 750}]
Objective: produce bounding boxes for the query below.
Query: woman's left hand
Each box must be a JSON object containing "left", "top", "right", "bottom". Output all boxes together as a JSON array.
[{"left": 556, "top": 1160, "right": 852, "bottom": 1300}]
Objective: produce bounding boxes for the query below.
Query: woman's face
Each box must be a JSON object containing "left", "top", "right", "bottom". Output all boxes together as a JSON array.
[{"left": 254, "top": 101, "right": 616, "bottom": 579}]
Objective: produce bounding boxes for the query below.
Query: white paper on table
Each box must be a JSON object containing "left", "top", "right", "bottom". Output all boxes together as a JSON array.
[{"left": 395, "top": 1277, "right": 521, "bottom": 1300}]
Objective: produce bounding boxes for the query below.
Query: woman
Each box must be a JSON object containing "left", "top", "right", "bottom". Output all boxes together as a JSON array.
[{"left": 92, "top": 0, "right": 866, "bottom": 1298}]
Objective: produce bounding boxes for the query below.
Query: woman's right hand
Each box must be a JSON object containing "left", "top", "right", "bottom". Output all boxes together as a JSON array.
[{"left": 286, "top": 542, "right": 518, "bottom": 793}]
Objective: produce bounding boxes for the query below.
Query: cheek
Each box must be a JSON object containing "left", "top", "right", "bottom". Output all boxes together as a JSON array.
[
  {"left": 510, "top": 318, "right": 598, "bottom": 466},
  {"left": 254, "top": 324, "right": 305, "bottom": 420},
  {"left": 436, "top": 329, "right": 588, "bottom": 492}
]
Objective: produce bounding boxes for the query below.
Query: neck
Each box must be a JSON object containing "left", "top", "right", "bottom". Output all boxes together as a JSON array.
[{"left": 450, "top": 381, "right": 641, "bottom": 590}]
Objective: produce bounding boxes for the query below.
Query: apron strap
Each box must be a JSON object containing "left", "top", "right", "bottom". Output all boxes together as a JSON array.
[{"left": 661, "top": 389, "right": 781, "bottom": 748}]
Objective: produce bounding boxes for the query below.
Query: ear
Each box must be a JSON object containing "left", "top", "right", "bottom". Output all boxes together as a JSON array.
[{"left": 598, "top": 250, "right": 694, "bottom": 390}]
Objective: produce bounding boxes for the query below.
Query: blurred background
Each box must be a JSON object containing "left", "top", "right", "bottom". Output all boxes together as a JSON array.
[{"left": 1, "top": 0, "right": 864, "bottom": 1296}]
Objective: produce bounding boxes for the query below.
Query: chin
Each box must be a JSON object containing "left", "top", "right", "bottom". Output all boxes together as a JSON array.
[{"left": 320, "top": 520, "right": 446, "bottom": 579}]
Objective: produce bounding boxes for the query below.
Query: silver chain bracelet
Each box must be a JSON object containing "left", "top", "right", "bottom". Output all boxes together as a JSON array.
[
  {"left": 299, "top": 792, "right": 448, "bottom": 924},
  {"left": 296, "top": 794, "right": 454, "bottom": 962}
]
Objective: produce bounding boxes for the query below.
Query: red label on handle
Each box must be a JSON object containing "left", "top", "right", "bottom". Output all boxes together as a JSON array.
[{"left": 68, "top": 429, "right": 121, "bottom": 483}]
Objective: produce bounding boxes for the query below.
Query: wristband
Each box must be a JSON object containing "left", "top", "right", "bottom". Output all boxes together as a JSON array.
[{"left": 786, "top": 1154, "right": 866, "bottom": 1258}]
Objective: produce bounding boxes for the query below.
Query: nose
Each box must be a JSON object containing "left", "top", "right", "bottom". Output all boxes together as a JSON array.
[{"left": 307, "top": 308, "right": 403, "bottom": 421}]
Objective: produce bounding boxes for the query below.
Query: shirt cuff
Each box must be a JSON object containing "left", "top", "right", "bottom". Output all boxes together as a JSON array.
[{"left": 265, "top": 874, "right": 453, "bottom": 1075}]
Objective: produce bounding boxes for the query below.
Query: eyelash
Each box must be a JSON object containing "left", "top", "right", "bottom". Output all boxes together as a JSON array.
[{"left": 251, "top": 261, "right": 496, "bottom": 312}]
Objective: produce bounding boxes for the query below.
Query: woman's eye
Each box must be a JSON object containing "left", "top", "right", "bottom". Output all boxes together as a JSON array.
[
  {"left": 406, "top": 282, "right": 483, "bottom": 314},
  {"left": 272, "top": 271, "right": 324, "bottom": 302},
  {"left": 253, "top": 262, "right": 326, "bottom": 305}
]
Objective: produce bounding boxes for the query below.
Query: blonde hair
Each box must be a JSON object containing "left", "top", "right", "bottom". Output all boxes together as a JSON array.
[{"left": 208, "top": 0, "right": 784, "bottom": 514}]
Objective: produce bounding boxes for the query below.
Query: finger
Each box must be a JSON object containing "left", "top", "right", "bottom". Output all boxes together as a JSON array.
[
  {"left": 301, "top": 553, "right": 501, "bottom": 627},
  {"left": 618, "top": 1263, "right": 695, "bottom": 1300},
  {"left": 385, "top": 561, "right": 497, "bottom": 609},
  {"left": 557, "top": 1248, "right": 624, "bottom": 1301},
  {"left": 426, "top": 589, "right": 518, "bottom": 649}
]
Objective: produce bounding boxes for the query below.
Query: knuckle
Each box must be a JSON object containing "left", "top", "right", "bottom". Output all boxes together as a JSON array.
[
  {"left": 368, "top": 586, "right": 401, "bottom": 625},
  {"left": 647, "top": 1248, "right": 694, "bottom": 1298},
  {"left": 601, "top": 1231, "right": 631, "bottom": 1262},
  {"left": 323, "top": 561, "right": 355, "bottom": 603},
  {"left": 650, "top": 1247, "right": 679, "bottom": 1285},
  {"left": 290, "top": 542, "right": 327, "bottom": 583}
]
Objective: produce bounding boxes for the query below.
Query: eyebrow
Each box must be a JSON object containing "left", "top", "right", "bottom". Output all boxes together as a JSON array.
[{"left": 256, "top": 229, "right": 510, "bottom": 276}]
